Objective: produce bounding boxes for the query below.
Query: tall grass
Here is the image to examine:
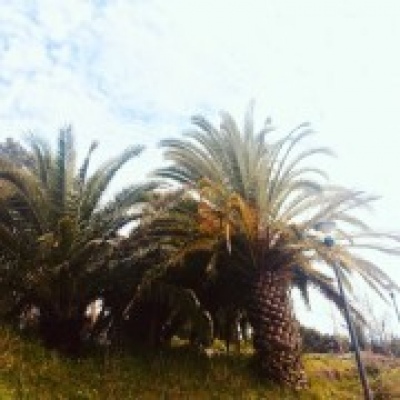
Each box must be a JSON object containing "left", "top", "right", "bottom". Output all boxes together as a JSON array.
[{"left": 0, "top": 327, "right": 399, "bottom": 399}]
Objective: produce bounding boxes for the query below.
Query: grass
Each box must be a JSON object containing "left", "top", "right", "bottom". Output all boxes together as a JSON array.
[{"left": 0, "top": 327, "right": 399, "bottom": 399}]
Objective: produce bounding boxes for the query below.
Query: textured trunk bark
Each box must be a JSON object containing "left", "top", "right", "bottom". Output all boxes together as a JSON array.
[{"left": 248, "top": 268, "right": 307, "bottom": 389}]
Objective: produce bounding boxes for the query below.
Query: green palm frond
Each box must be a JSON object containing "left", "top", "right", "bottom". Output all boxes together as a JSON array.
[
  {"left": 48, "top": 127, "right": 76, "bottom": 217},
  {"left": 77, "top": 140, "right": 98, "bottom": 188},
  {"left": 25, "top": 133, "right": 53, "bottom": 188},
  {"left": 0, "top": 162, "right": 50, "bottom": 233},
  {"left": 297, "top": 266, "right": 366, "bottom": 324},
  {"left": 87, "top": 182, "right": 157, "bottom": 235},
  {"left": 79, "top": 145, "right": 144, "bottom": 223}
]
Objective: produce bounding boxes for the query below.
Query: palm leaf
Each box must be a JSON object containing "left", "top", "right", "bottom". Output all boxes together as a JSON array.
[{"left": 79, "top": 145, "right": 144, "bottom": 222}]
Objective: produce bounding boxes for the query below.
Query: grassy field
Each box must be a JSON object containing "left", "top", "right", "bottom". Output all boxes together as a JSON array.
[{"left": 0, "top": 327, "right": 399, "bottom": 399}]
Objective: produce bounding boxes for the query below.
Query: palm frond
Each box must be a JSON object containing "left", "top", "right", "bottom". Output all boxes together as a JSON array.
[
  {"left": 79, "top": 145, "right": 144, "bottom": 222},
  {"left": 77, "top": 140, "right": 99, "bottom": 188},
  {"left": 49, "top": 127, "right": 76, "bottom": 217},
  {"left": 25, "top": 133, "right": 52, "bottom": 188}
]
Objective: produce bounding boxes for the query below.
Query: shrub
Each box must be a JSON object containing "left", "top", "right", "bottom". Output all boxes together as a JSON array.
[{"left": 300, "top": 326, "right": 349, "bottom": 353}]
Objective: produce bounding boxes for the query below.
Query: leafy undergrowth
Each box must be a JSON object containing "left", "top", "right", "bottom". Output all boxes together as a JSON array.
[{"left": 1, "top": 327, "right": 399, "bottom": 399}]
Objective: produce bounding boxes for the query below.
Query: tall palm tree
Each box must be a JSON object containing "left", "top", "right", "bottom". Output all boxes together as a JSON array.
[
  {"left": 155, "top": 105, "right": 400, "bottom": 388},
  {"left": 0, "top": 128, "right": 154, "bottom": 353}
]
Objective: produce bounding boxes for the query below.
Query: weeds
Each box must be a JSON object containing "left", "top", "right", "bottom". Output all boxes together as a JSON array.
[{"left": 0, "top": 327, "right": 399, "bottom": 399}]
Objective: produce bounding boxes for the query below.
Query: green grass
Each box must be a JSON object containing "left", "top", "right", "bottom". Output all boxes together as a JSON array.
[{"left": 0, "top": 327, "right": 399, "bottom": 399}]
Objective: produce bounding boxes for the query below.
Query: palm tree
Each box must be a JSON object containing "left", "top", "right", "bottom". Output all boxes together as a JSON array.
[
  {"left": 117, "top": 191, "right": 215, "bottom": 349},
  {"left": 0, "top": 127, "right": 154, "bottom": 353},
  {"left": 155, "top": 105, "right": 400, "bottom": 388}
]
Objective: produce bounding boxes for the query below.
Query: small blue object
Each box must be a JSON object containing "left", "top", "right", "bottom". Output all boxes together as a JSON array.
[{"left": 324, "top": 236, "right": 335, "bottom": 247}]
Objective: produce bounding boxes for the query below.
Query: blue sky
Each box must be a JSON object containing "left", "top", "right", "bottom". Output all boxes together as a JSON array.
[{"left": 1, "top": 0, "right": 400, "bottom": 333}]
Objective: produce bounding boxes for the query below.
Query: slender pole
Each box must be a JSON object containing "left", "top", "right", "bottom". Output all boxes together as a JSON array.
[
  {"left": 324, "top": 237, "right": 373, "bottom": 400},
  {"left": 389, "top": 290, "right": 400, "bottom": 324}
]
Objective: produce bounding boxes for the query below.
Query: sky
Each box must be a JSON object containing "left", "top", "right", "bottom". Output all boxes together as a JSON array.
[{"left": 0, "top": 0, "right": 400, "bottom": 334}]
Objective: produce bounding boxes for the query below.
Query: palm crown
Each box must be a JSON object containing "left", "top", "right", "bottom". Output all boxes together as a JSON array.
[
  {"left": 158, "top": 105, "right": 399, "bottom": 299},
  {"left": 0, "top": 128, "right": 153, "bottom": 351}
]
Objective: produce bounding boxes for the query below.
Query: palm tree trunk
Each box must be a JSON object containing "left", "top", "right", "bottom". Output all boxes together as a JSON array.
[{"left": 248, "top": 267, "right": 307, "bottom": 389}]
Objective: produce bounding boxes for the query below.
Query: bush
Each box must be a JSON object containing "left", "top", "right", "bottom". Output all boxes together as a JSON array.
[
  {"left": 300, "top": 326, "right": 349, "bottom": 353},
  {"left": 389, "top": 337, "right": 400, "bottom": 357}
]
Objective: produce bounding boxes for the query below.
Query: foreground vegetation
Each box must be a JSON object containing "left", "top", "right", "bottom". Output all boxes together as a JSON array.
[{"left": 0, "top": 327, "right": 399, "bottom": 399}]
